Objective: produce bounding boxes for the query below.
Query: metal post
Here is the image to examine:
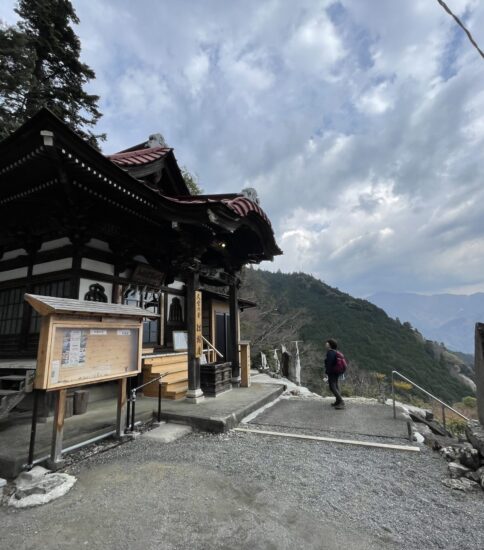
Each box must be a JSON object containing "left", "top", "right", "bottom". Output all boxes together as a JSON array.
[
  {"left": 126, "top": 377, "right": 131, "bottom": 431},
  {"left": 392, "top": 371, "right": 396, "bottom": 419},
  {"left": 442, "top": 404, "right": 446, "bottom": 432},
  {"left": 130, "top": 388, "right": 136, "bottom": 432},
  {"left": 116, "top": 378, "right": 127, "bottom": 438},
  {"left": 27, "top": 389, "right": 40, "bottom": 468},
  {"left": 158, "top": 382, "right": 162, "bottom": 422}
]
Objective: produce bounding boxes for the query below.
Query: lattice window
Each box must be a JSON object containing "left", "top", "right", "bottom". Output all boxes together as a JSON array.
[
  {"left": 29, "top": 279, "right": 71, "bottom": 333},
  {"left": 0, "top": 287, "right": 26, "bottom": 335},
  {"left": 123, "top": 287, "right": 160, "bottom": 345}
]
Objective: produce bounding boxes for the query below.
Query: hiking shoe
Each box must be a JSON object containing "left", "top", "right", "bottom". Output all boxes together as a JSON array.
[
  {"left": 330, "top": 402, "right": 337, "bottom": 407},
  {"left": 334, "top": 403, "right": 345, "bottom": 410}
]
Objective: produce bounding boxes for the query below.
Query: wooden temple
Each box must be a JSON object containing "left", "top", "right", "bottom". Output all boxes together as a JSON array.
[{"left": 0, "top": 108, "right": 281, "bottom": 411}]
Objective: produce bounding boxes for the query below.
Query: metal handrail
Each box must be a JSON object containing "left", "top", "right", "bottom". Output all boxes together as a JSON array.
[
  {"left": 391, "top": 370, "right": 469, "bottom": 432},
  {"left": 127, "top": 373, "right": 167, "bottom": 432},
  {"left": 202, "top": 335, "right": 223, "bottom": 359}
]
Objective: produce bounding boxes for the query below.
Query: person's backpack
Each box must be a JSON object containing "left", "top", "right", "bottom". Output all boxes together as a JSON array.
[{"left": 334, "top": 351, "right": 347, "bottom": 374}]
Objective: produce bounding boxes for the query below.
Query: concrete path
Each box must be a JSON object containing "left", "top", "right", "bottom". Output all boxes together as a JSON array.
[
  {"left": 248, "top": 397, "right": 410, "bottom": 439},
  {"left": 154, "top": 383, "right": 284, "bottom": 432}
]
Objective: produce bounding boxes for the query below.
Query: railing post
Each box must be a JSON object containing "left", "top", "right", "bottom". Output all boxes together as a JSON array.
[
  {"left": 392, "top": 371, "right": 396, "bottom": 419},
  {"left": 442, "top": 404, "right": 446, "bottom": 432},
  {"left": 158, "top": 382, "right": 162, "bottom": 423}
]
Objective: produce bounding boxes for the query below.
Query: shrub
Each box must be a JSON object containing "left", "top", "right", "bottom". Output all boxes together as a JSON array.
[{"left": 462, "top": 396, "right": 477, "bottom": 408}]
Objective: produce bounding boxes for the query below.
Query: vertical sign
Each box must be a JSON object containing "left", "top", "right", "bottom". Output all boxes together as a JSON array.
[{"left": 195, "top": 291, "right": 203, "bottom": 358}]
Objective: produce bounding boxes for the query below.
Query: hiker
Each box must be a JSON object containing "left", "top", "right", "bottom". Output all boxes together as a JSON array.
[{"left": 324, "top": 338, "right": 345, "bottom": 410}]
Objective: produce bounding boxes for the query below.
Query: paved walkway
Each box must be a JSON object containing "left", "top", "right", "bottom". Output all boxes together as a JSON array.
[{"left": 248, "top": 397, "right": 410, "bottom": 440}]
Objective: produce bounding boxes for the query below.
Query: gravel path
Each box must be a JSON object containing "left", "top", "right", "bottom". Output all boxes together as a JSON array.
[{"left": 1, "top": 401, "right": 483, "bottom": 549}]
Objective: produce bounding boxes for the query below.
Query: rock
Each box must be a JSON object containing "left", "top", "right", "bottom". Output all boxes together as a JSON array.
[
  {"left": 15, "top": 465, "right": 50, "bottom": 486},
  {"left": 8, "top": 473, "right": 76, "bottom": 508},
  {"left": 458, "top": 447, "right": 481, "bottom": 470},
  {"left": 425, "top": 411, "right": 434, "bottom": 421},
  {"left": 15, "top": 474, "right": 66, "bottom": 499},
  {"left": 465, "top": 423, "right": 484, "bottom": 457},
  {"left": 448, "top": 462, "right": 471, "bottom": 478},
  {"left": 410, "top": 412, "right": 449, "bottom": 436},
  {"left": 440, "top": 447, "right": 459, "bottom": 462},
  {"left": 441, "top": 478, "right": 481, "bottom": 492},
  {"left": 464, "top": 470, "right": 481, "bottom": 483}
]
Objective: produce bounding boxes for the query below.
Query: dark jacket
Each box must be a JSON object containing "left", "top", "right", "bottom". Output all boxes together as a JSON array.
[{"left": 324, "top": 349, "right": 338, "bottom": 375}]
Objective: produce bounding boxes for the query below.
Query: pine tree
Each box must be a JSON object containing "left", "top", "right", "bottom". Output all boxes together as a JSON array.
[{"left": 0, "top": 0, "right": 104, "bottom": 147}]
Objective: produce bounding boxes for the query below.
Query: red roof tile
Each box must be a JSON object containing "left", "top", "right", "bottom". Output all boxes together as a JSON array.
[{"left": 107, "top": 146, "right": 171, "bottom": 167}]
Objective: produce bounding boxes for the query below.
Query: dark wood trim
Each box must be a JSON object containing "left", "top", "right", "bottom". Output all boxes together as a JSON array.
[{"left": 0, "top": 244, "right": 117, "bottom": 273}]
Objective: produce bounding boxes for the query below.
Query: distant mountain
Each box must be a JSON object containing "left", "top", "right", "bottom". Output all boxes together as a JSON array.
[
  {"left": 240, "top": 269, "right": 473, "bottom": 404},
  {"left": 368, "top": 292, "right": 484, "bottom": 354}
]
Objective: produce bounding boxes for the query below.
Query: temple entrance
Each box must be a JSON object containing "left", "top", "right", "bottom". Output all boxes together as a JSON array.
[{"left": 215, "top": 313, "right": 233, "bottom": 361}]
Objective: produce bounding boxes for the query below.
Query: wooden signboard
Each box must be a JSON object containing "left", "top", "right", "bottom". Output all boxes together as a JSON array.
[
  {"left": 195, "top": 290, "right": 203, "bottom": 358},
  {"left": 35, "top": 319, "right": 141, "bottom": 390},
  {"left": 25, "top": 294, "right": 157, "bottom": 391}
]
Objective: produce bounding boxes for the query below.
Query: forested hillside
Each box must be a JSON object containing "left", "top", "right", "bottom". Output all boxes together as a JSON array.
[{"left": 240, "top": 269, "right": 473, "bottom": 404}]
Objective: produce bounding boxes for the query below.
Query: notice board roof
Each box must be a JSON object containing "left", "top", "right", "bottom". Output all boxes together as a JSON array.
[{"left": 25, "top": 294, "right": 159, "bottom": 319}]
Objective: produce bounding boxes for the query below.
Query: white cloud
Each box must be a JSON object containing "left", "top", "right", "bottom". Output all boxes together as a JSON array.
[{"left": 3, "top": 0, "right": 484, "bottom": 296}]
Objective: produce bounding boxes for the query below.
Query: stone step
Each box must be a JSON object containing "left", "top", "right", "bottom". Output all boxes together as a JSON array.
[
  {"left": 0, "top": 389, "right": 22, "bottom": 396},
  {"left": 0, "top": 375, "right": 27, "bottom": 381}
]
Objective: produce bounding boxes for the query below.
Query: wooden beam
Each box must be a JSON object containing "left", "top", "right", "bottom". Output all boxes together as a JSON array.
[
  {"left": 234, "top": 428, "right": 421, "bottom": 452},
  {"left": 229, "top": 281, "right": 240, "bottom": 386}
]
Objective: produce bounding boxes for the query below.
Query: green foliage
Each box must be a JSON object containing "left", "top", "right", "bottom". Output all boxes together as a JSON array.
[
  {"left": 0, "top": 0, "right": 104, "bottom": 147},
  {"left": 446, "top": 417, "right": 468, "bottom": 438},
  {"left": 240, "top": 269, "right": 474, "bottom": 404},
  {"left": 462, "top": 396, "right": 477, "bottom": 408},
  {"left": 393, "top": 381, "right": 413, "bottom": 392},
  {"left": 181, "top": 166, "right": 202, "bottom": 195}
]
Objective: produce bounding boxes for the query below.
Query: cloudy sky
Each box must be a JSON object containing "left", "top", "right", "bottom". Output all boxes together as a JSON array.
[{"left": 2, "top": 0, "right": 484, "bottom": 298}]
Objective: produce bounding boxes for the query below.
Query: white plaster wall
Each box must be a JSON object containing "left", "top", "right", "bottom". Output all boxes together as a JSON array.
[
  {"left": 81, "top": 258, "right": 115, "bottom": 276},
  {"left": 32, "top": 258, "right": 72, "bottom": 275},
  {"left": 1, "top": 249, "right": 27, "bottom": 261},
  {"left": 86, "top": 239, "right": 111, "bottom": 252},
  {"left": 0, "top": 266, "right": 28, "bottom": 282},
  {"left": 39, "top": 238, "right": 71, "bottom": 252}
]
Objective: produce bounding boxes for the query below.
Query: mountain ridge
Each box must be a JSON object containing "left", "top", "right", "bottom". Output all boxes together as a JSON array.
[
  {"left": 369, "top": 291, "right": 484, "bottom": 353},
  {"left": 240, "top": 269, "right": 474, "bottom": 404}
]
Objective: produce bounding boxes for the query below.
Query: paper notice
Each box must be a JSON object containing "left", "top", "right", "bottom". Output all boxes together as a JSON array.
[
  {"left": 51, "top": 360, "right": 60, "bottom": 384},
  {"left": 117, "top": 329, "right": 131, "bottom": 336},
  {"left": 90, "top": 329, "right": 107, "bottom": 336}
]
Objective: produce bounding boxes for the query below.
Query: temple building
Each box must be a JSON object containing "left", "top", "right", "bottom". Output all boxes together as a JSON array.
[{"left": 0, "top": 108, "right": 282, "bottom": 417}]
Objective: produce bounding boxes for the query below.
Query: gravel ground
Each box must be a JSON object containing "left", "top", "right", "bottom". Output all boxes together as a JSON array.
[{"left": 1, "top": 405, "right": 483, "bottom": 550}]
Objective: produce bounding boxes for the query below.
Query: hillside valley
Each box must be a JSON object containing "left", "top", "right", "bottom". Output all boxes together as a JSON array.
[
  {"left": 369, "top": 291, "right": 484, "bottom": 354},
  {"left": 240, "top": 269, "right": 474, "bottom": 405}
]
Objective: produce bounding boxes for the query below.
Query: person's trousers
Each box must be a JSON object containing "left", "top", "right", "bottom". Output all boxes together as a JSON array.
[{"left": 328, "top": 373, "right": 343, "bottom": 404}]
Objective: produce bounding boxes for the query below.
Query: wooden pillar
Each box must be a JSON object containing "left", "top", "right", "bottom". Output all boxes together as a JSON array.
[
  {"left": 116, "top": 378, "right": 127, "bottom": 438},
  {"left": 186, "top": 271, "right": 204, "bottom": 403},
  {"left": 229, "top": 282, "right": 240, "bottom": 386},
  {"left": 240, "top": 342, "right": 251, "bottom": 387},
  {"left": 48, "top": 389, "right": 66, "bottom": 468}
]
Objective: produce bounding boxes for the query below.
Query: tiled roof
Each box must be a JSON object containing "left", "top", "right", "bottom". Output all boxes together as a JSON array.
[
  {"left": 107, "top": 146, "right": 171, "bottom": 167},
  {"left": 163, "top": 194, "right": 269, "bottom": 224}
]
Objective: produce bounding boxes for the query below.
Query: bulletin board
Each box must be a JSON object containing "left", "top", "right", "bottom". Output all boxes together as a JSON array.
[{"left": 35, "top": 319, "right": 142, "bottom": 390}]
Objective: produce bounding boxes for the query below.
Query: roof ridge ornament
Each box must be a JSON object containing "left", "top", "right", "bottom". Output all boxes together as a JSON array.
[
  {"left": 147, "top": 133, "right": 167, "bottom": 148},
  {"left": 241, "top": 187, "right": 259, "bottom": 205}
]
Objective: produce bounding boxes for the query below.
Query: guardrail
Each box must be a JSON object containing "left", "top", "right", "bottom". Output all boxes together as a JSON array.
[
  {"left": 127, "top": 373, "right": 167, "bottom": 432},
  {"left": 391, "top": 370, "right": 469, "bottom": 432}
]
